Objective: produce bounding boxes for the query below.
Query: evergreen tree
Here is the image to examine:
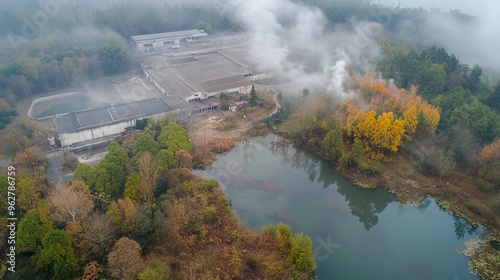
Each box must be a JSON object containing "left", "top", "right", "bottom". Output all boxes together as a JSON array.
[
  {"left": 94, "top": 142, "right": 128, "bottom": 198},
  {"left": 486, "top": 82, "right": 500, "bottom": 111},
  {"left": 17, "top": 214, "right": 48, "bottom": 253},
  {"left": 36, "top": 229, "right": 79, "bottom": 280},
  {"left": 321, "top": 128, "right": 344, "bottom": 160},
  {"left": 133, "top": 133, "right": 160, "bottom": 160},
  {"left": 249, "top": 85, "right": 258, "bottom": 106}
]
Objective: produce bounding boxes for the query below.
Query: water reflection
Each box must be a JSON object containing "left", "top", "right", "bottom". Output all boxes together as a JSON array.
[
  {"left": 269, "top": 138, "right": 337, "bottom": 188},
  {"left": 453, "top": 215, "right": 480, "bottom": 240},
  {"left": 267, "top": 137, "right": 482, "bottom": 237},
  {"left": 207, "top": 135, "right": 484, "bottom": 280},
  {"left": 417, "top": 197, "right": 432, "bottom": 213},
  {"left": 269, "top": 137, "right": 393, "bottom": 230}
]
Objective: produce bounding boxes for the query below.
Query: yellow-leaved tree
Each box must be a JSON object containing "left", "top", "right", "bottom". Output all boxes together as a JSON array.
[
  {"left": 345, "top": 105, "right": 405, "bottom": 160},
  {"left": 356, "top": 73, "right": 440, "bottom": 139}
]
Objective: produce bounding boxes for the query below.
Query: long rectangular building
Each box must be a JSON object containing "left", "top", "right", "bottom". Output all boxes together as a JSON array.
[
  {"left": 131, "top": 29, "right": 209, "bottom": 52},
  {"left": 54, "top": 98, "right": 170, "bottom": 148}
]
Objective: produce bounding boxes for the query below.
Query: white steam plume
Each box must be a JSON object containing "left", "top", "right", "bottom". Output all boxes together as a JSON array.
[{"left": 227, "top": 0, "right": 380, "bottom": 98}]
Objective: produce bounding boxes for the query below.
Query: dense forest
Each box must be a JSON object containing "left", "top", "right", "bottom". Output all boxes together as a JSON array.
[{"left": 0, "top": 120, "right": 315, "bottom": 279}]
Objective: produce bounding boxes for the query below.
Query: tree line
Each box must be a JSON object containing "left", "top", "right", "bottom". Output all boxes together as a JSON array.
[{"left": 0, "top": 29, "right": 132, "bottom": 107}]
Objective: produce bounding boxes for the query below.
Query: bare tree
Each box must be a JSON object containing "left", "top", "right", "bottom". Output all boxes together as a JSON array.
[
  {"left": 138, "top": 152, "right": 158, "bottom": 205},
  {"left": 83, "top": 213, "right": 116, "bottom": 256},
  {"left": 107, "top": 237, "right": 143, "bottom": 280},
  {"left": 49, "top": 181, "right": 94, "bottom": 223},
  {"left": 434, "top": 150, "right": 456, "bottom": 178}
]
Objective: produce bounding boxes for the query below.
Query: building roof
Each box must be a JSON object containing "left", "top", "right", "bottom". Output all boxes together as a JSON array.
[
  {"left": 54, "top": 98, "right": 171, "bottom": 134},
  {"left": 198, "top": 75, "right": 245, "bottom": 94},
  {"left": 142, "top": 52, "right": 251, "bottom": 100},
  {"left": 142, "top": 56, "right": 205, "bottom": 100},
  {"left": 131, "top": 29, "right": 208, "bottom": 42},
  {"left": 191, "top": 97, "right": 220, "bottom": 110}
]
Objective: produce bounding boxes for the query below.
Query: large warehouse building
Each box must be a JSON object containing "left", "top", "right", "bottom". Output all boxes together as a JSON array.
[
  {"left": 53, "top": 98, "right": 170, "bottom": 149},
  {"left": 131, "top": 29, "right": 209, "bottom": 52},
  {"left": 142, "top": 51, "right": 254, "bottom": 102}
]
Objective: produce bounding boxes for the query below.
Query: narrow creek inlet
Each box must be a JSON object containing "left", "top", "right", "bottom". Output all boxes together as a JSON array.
[{"left": 202, "top": 134, "right": 484, "bottom": 280}]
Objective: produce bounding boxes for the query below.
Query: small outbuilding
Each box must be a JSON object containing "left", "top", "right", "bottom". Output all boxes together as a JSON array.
[{"left": 229, "top": 101, "right": 247, "bottom": 112}]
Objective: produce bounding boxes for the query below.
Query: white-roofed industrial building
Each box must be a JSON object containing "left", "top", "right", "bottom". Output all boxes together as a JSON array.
[
  {"left": 53, "top": 98, "right": 171, "bottom": 149},
  {"left": 141, "top": 51, "right": 262, "bottom": 102},
  {"left": 131, "top": 29, "right": 209, "bottom": 52}
]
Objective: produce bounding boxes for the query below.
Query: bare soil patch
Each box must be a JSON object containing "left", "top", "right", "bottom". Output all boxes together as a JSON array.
[{"left": 186, "top": 88, "right": 275, "bottom": 168}]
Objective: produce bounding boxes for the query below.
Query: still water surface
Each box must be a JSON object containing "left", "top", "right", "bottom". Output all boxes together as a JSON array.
[
  {"left": 204, "top": 135, "right": 484, "bottom": 280},
  {"left": 35, "top": 95, "right": 107, "bottom": 118}
]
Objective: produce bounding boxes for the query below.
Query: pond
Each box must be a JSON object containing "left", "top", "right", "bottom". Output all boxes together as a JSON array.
[
  {"left": 203, "top": 135, "right": 484, "bottom": 280},
  {"left": 31, "top": 94, "right": 108, "bottom": 119}
]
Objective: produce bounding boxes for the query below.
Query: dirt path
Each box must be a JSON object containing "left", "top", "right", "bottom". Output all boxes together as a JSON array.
[{"left": 269, "top": 92, "right": 281, "bottom": 116}]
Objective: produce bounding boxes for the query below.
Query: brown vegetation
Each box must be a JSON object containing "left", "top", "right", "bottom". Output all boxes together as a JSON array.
[
  {"left": 208, "top": 138, "right": 236, "bottom": 153},
  {"left": 137, "top": 152, "right": 158, "bottom": 206},
  {"left": 107, "top": 237, "right": 143, "bottom": 280},
  {"left": 49, "top": 181, "right": 94, "bottom": 223}
]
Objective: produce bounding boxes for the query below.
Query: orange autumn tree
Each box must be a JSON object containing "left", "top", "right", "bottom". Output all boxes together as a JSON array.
[
  {"left": 479, "top": 139, "right": 500, "bottom": 187},
  {"left": 344, "top": 73, "right": 440, "bottom": 160},
  {"left": 480, "top": 139, "right": 500, "bottom": 163}
]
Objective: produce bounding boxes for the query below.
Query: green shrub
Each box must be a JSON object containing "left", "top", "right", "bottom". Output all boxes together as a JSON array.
[
  {"left": 321, "top": 128, "right": 344, "bottom": 160},
  {"left": 276, "top": 222, "right": 292, "bottom": 246},
  {"left": 289, "top": 233, "right": 316, "bottom": 272},
  {"left": 262, "top": 225, "right": 276, "bottom": 235},
  {"left": 138, "top": 267, "right": 172, "bottom": 280},
  {"left": 307, "top": 137, "right": 320, "bottom": 150},
  {"left": 202, "top": 179, "right": 219, "bottom": 193},
  {"left": 202, "top": 206, "right": 218, "bottom": 223},
  {"left": 476, "top": 179, "right": 495, "bottom": 192},
  {"left": 135, "top": 118, "right": 148, "bottom": 130},
  {"left": 351, "top": 140, "right": 364, "bottom": 158},
  {"left": 340, "top": 153, "right": 358, "bottom": 168},
  {"left": 465, "top": 202, "right": 481, "bottom": 215},
  {"left": 217, "top": 194, "right": 231, "bottom": 207},
  {"left": 359, "top": 161, "right": 380, "bottom": 177}
]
